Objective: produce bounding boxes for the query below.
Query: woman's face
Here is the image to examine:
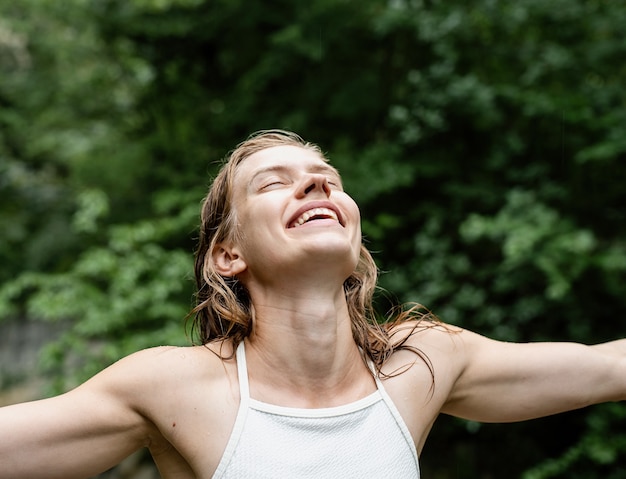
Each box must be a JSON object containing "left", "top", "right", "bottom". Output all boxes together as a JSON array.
[{"left": 226, "top": 145, "right": 362, "bottom": 286}]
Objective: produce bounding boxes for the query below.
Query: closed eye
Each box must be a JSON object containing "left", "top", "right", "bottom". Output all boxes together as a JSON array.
[
  {"left": 327, "top": 178, "right": 343, "bottom": 190},
  {"left": 260, "top": 180, "right": 287, "bottom": 191}
]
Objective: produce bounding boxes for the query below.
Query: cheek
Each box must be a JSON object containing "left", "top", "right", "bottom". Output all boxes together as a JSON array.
[
  {"left": 345, "top": 197, "right": 362, "bottom": 233},
  {"left": 342, "top": 192, "right": 361, "bottom": 217},
  {"left": 233, "top": 204, "right": 277, "bottom": 256}
]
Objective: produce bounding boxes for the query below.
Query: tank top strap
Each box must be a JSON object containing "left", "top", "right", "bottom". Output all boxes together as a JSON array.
[
  {"left": 235, "top": 340, "right": 251, "bottom": 401},
  {"left": 370, "top": 364, "right": 420, "bottom": 469},
  {"left": 212, "top": 341, "right": 252, "bottom": 478}
]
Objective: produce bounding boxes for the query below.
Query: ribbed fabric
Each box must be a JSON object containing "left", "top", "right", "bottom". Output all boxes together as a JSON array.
[{"left": 212, "top": 342, "right": 420, "bottom": 478}]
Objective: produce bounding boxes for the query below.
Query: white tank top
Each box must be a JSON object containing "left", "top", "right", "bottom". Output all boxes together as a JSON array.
[{"left": 212, "top": 342, "right": 420, "bottom": 478}]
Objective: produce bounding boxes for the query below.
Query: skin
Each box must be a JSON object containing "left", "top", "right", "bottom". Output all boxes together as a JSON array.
[{"left": 1, "top": 145, "right": 625, "bottom": 479}]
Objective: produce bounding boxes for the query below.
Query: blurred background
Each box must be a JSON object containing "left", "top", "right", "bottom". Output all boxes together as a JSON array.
[{"left": 1, "top": 0, "right": 626, "bottom": 477}]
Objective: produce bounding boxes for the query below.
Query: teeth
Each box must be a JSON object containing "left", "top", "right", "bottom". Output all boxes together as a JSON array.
[{"left": 293, "top": 207, "right": 338, "bottom": 227}]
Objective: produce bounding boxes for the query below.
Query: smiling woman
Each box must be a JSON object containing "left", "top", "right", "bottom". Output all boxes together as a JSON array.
[{"left": 1, "top": 130, "right": 626, "bottom": 479}]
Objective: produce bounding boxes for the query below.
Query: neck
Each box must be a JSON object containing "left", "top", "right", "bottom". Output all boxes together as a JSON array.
[{"left": 242, "top": 281, "right": 374, "bottom": 407}]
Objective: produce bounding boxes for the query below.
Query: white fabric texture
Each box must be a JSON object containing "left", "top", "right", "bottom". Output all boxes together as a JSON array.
[{"left": 212, "top": 342, "right": 420, "bottom": 478}]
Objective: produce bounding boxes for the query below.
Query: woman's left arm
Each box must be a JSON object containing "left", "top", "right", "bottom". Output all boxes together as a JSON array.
[{"left": 440, "top": 329, "right": 626, "bottom": 422}]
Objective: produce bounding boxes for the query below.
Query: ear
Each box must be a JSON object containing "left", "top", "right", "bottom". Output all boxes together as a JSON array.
[{"left": 212, "top": 243, "right": 247, "bottom": 277}]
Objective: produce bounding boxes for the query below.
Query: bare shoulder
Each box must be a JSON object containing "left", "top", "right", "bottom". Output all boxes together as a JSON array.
[
  {"left": 87, "top": 341, "right": 240, "bottom": 467},
  {"left": 90, "top": 341, "right": 238, "bottom": 407},
  {"left": 95, "top": 341, "right": 236, "bottom": 381},
  {"left": 387, "top": 319, "right": 465, "bottom": 361},
  {"left": 128, "top": 342, "right": 241, "bottom": 474},
  {"left": 385, "top": 320, "right": 487, "bottom": 389},
  {"left": 66, "top": 341, "right": 240, "bottom": 442}
]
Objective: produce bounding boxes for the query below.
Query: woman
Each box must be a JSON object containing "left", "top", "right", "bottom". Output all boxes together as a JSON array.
[{"left": 1, "top": 130, "right": 625, "bottom": 478}]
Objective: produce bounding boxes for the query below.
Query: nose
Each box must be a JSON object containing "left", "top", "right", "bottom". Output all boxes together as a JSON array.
[{"left": 297, "top": 173, "right": 331, "bottom": 198}]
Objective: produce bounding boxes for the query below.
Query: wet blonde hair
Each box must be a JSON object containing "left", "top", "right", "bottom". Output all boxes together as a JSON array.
[{"left": 190, "top": 130, "right": 436, "bottom": 375}]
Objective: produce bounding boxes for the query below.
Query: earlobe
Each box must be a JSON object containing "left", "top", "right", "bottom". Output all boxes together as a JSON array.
[{"left": 212, "top": 245, "right": 247, "bottom": 277}]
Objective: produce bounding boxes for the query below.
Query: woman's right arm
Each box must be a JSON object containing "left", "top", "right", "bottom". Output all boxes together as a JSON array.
[{"left": 0, "top": 349, "right": 165, "bottom": 479}]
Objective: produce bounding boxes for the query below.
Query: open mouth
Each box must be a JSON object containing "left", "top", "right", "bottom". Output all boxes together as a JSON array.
[{"left": 289, "top": 207, "right": 340, "bottom": 228}]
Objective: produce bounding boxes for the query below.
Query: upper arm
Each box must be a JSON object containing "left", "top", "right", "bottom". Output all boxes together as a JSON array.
[
  {"left": 437, "top": 329, "right": 626, "bottom": 423},
  {"left": 0, "top": 349, "right": 167, "bottom": 479}
]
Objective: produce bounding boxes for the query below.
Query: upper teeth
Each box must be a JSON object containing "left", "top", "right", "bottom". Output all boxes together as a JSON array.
[{"left": 292, "top": 207, "right": 338, "bottom": 227}]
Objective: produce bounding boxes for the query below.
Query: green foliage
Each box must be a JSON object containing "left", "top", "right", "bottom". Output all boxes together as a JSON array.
[
  {"left": 522, "top": 404, "right": 626, "bottom": 479},
  {"left": 0, "top": 187, "right": 197, "bottom": 389},
  {"left": 1, "top": 0, "right": 626, "bottom": 476},
  {"left": 461, "top": 189, "right": 598, "bottom": 300}
]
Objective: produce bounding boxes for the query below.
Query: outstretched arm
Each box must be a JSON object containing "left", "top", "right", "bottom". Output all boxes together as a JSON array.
[
  {"left": 439, "top": 329, "right": 626, "bottom": 422},
  {"left": 0, "top": 351, "right": 162, "bottom": 479}
]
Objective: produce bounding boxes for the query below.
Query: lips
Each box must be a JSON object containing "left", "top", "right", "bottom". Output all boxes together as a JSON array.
[{"left": 287, "top": 202, "right": 343, "bottom": 228}]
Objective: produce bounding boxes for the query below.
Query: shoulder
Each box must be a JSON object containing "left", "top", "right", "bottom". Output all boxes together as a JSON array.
[
  {"left": 382, "top": 320, "right": 472, "bottom": 397},
  {"left": 384, "top": 320, "right": 524, "bottom": 406},
  {"left": 126, "top": 341, "right": 234, "bottom": 379},
  {"left": 80, "top": 341, "right": 237, "bottom": 411},
  {"left": 119, "top": 343, "right": 231, "bottom": 371},
  {"left": 387, "top": 319, "right": 465, "bottom": 358}
]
